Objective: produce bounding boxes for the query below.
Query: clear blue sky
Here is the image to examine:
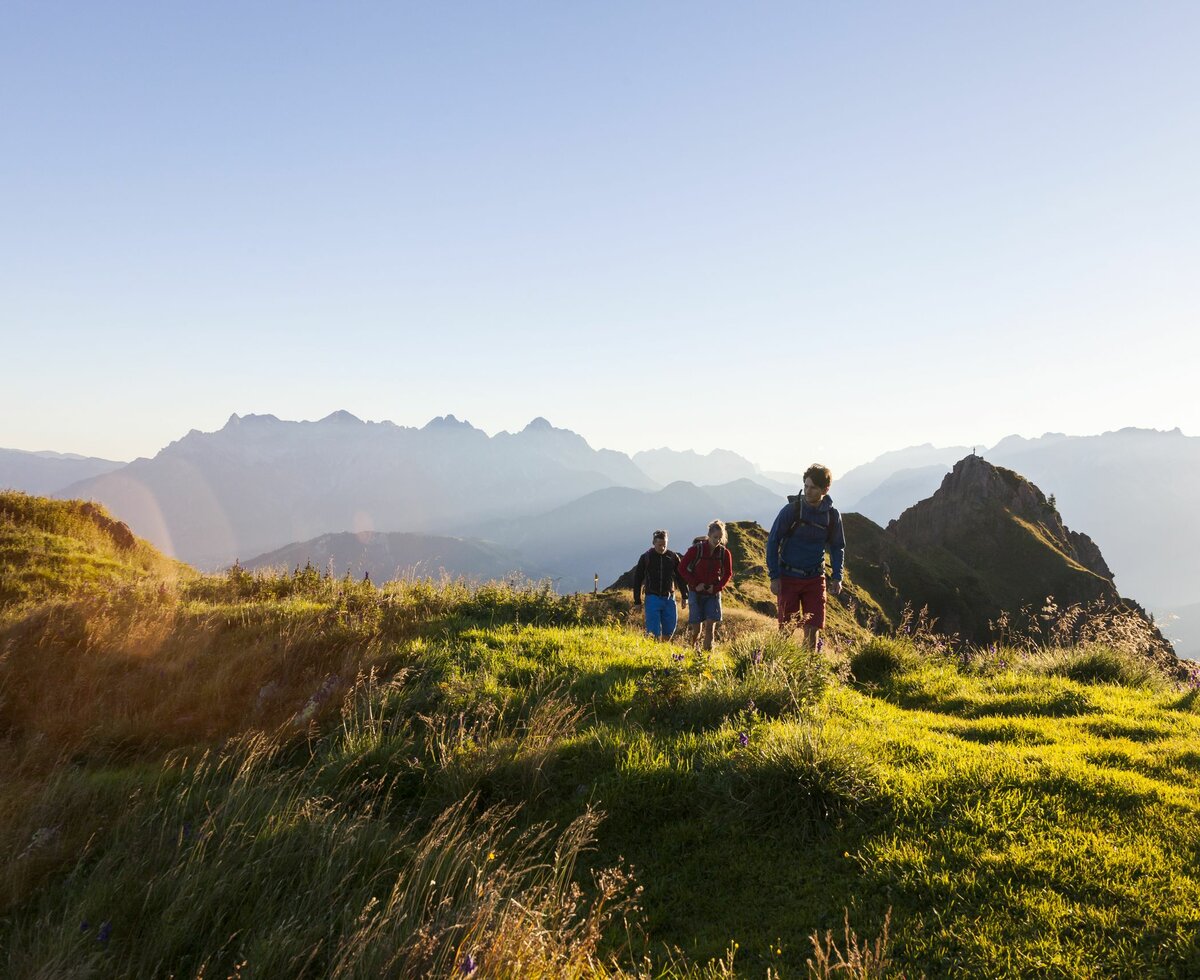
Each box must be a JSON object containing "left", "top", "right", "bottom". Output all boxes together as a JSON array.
[{"left": 4, "top": 1, "right": 1198, "bottom": 476}]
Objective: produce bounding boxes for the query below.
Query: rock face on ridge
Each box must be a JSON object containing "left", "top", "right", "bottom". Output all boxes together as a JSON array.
[
  {"left": 858, "top": 455, "right": 1172, "bottom": 659},
  {"left": 888, "top": 455, "right": 1114, "bottom": 582},
  {"left": 835, "top": 427, "right": 1200, "bottom": 610}
]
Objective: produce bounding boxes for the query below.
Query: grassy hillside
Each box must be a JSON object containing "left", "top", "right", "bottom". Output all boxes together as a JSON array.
[
  {"left": 4, "top": 499, "right": 1200, "bottom": 977},
  {"left": 0, "top": 491, "right": 189, "bottom": 608}
]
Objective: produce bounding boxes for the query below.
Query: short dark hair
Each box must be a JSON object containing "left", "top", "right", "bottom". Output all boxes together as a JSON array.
[
  {"left": 804, "top": 464, "right": 833, "bottom": 490},
  {"left": 652, "top": 529, "right": 667, "bottom": 541}
]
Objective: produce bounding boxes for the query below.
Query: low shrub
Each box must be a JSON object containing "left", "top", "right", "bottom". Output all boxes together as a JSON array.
[
  {"left": 728, "top": 628, "right": 832, "bottom": 712},
  {"left": 848, "top": 637, "right": 920, "bottom": 686},
  {"left": 1026, "top": 644, "right": 1166, "bottom": 689},
  {"left": 732, "top": 725, "right": 883, "bottom": 833}
]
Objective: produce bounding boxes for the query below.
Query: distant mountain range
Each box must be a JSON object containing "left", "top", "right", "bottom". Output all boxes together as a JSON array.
[
  {"left": 1157, "top": 600, "right": 1200, "bottom": 663},
  {"left": 241, "top": 479, "right": 780, "bottom": 596},
  {"left": 632, "top": 447, "right": 801, "bottom": 497},
  {"left": 55, "top": 413, "right": 658, "bottom": 569},
  {"left": 243, "top": 531, "right": 536, "bottom": 584},
  {"left": 0, "top": 448, "right": 125, "bottom": 496},
  {"left": 473, "top": 477, "right": 782, "bottom": 593},
  {"left": 3, "top": 417, "right": 1195, "bottom": 638}
]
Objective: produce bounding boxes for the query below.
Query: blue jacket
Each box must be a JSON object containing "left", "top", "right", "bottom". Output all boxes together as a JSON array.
[{"left": 765, "top": 495, "right": 845, "bottom": 581}]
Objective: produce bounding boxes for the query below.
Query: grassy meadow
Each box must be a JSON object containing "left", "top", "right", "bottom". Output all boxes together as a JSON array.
[{"left": 4, "top": 492, "right": 1200, "bottom": 977}]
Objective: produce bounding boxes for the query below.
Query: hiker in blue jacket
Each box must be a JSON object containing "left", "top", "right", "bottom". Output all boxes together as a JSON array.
[
  {"left": 632, "top": 530, "right": 688, "bottom": 641},
  {"left": 766, "top": 464, "right": 845, "bottom": 649}
]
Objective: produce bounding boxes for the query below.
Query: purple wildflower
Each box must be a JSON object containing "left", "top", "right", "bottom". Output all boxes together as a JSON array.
[
  {"left": 97, "top": 921, "right": 112, "bottom": 945},
  {"left": 751, "top": 647, "right": 763, "bottom": 665},
  {"left": 816, "top": 636, "right": 824, "bottom": 653},
  {"left": 460, "top": 952, "right": 478, "bottom": 975},
  {"left": 738, "top": 731, "right": 749, "bottom": 748},
  {"left": 80, "top": 920, "right": 90, "bottom": 932}
]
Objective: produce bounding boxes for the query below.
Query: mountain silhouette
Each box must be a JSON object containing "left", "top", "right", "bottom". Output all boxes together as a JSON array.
[
  {"left": 632, "top": 447, "right": 800, "bottom": 496},
  {"left": 60, "top": 413, "right": 659, "bottom": 569},
  {"left": 475, "top": 477, "right": 782, "bottom": 594},
  {"left": 0, "top": 448, "right": 125, "bottom": 496},
  {"left": 243, "top": 530, "right": 538, "bottom": 584}
]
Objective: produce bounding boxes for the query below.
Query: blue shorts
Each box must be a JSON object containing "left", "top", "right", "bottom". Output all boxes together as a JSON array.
[
  {"left": 688, "top": 590, "right": 722, "bottom": 624},
  {"left": 644, "top": 593, "right": 678, "bottom": 639}
]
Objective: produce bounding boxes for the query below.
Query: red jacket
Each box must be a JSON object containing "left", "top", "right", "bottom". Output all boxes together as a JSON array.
[{"left": 679, "top": 540, "right": 733, "bottom": 592}]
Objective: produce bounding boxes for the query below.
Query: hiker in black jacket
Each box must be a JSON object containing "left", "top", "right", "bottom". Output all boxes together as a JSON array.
[{"left": 632, "top": 530, "right": 688, "bottom": 641}]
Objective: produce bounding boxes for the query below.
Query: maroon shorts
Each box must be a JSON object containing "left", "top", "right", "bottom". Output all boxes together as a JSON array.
[{"left": 778, "top": 575, "right": 827, "bottom": 629}]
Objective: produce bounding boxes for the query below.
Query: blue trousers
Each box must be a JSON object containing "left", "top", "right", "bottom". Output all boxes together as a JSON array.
[{"left": 644, "top": 593, "right": 678, "bottom": 639}]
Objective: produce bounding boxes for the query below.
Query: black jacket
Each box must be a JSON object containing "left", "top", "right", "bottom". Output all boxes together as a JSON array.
[{"left": 632, "top": 548, "right": 687, "bottom": 604}]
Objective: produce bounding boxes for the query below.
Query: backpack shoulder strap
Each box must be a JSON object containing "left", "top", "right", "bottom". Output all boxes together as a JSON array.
[{"left": 781, "top": 500, "right": 804, "bottom": 540}]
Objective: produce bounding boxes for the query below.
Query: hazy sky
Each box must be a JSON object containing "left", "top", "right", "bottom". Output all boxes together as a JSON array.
[{"left": 4, "top": 2, "right": 1198, "bottom": 476}]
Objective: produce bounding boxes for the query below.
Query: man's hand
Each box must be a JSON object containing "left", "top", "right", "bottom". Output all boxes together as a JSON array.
[
  {"left": 769, "top": 579, "right": 780, "bottom": 598},
  {"left": 828, "top": 580, "right": 843, "bottom": 597}
]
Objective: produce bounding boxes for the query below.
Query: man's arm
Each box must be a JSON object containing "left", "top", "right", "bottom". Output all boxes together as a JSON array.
[
  {"left": 671, "top": 553, "right": 689, "bottom": 600},
  {"left": 765, "top": 505, "right": 786, "bottom": 587},
  {"left": 632, "top": 553, "right": 646, "bottom": 605},
  {"left": 828, "top": 509, "right": 846, "bottom": 594}
]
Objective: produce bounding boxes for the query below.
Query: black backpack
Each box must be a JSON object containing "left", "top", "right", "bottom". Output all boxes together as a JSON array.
[{"left": 776, "top": 500, "right": 836, "bottom": 562}]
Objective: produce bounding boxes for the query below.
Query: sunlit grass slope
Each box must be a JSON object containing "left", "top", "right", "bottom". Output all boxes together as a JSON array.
[
  {"left": 4, "top": 498, "right": 1200, "bottom": 977},
  {"left": 0, "top": 490, "right": 188, "bottom": 607}
]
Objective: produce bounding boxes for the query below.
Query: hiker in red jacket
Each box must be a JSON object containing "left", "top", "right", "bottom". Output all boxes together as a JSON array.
[{"left": 678, "top": 519, "right": 733, "bottom": 652}]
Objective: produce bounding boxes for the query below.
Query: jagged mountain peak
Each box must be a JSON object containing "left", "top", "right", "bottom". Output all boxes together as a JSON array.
[
  {"left": 892, "top": 454, "right": 1062, "bottom": 538},
  {"left": 889, "top": 453, "right": 1116, "bottom": 589},
  {"left": 515, "top": 417, "right": 590, "bottom": 446},
  {"left": 318, "top": 410, "right": 362, "bottom": 425},
  {"left": 222, "top": 412, "right": 283, "bottom": 430},
  {"left": 934, "top": 453, "right": 1037, "bottom": 503},
  {"left": 422, "top": 414, "right": 481, "bottom": 432}
]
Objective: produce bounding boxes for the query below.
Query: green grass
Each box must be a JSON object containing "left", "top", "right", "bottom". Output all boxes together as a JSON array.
[
  {"left": 0, "top": 491, "right": 188, "bottom": 608},
  {"left": 5, "top": 500, "right": 1200, "bottom": 977}
]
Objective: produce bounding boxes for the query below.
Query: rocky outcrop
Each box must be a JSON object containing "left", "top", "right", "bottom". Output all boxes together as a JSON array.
[
  {"left": 79, "top": 501, "right": 136, "bottom": 550},
  {"left": 878, "top": 454, "right": 1172, "bottom": 660},
  {"left": 888, "top": 455, "right": 1112, "bottom": 580}
]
